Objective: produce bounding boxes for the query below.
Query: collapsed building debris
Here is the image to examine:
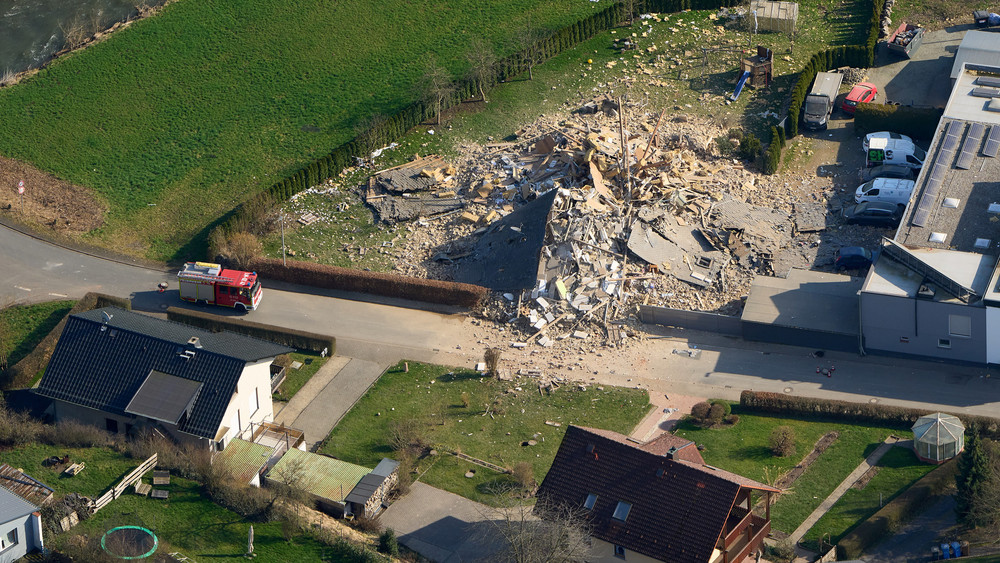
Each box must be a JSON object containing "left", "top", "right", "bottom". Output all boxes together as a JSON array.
[{"left": 368, "top": 156, "right": 464, "bottom": 222}]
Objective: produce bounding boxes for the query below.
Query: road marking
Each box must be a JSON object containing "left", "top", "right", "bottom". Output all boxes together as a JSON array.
[
  {"left": 49, "top": 293, "right": 68, "bottom": 298},
  {"left": 14, "top": 286, "right": 31, "bottom": 292},
  {"left": 43, "top": 262, "right": 63, "bottom": 271}
]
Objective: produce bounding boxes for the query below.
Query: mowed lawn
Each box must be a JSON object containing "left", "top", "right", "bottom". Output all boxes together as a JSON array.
[
  {"left": 321, "top": 361, "right": 652, "bottom": 504},
  {"left": 0, "top": 0, "right": 603, "bottom": 260},
  {"left": 673, "top": 411, "right": 897, "bottom": 535}
]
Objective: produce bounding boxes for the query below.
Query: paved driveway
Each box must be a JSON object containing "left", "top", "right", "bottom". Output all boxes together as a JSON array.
[
  {"left": 380, "top": 482, "right": 500, "bottom": 563},
  {"left": 866, "top": 25, "right": 970, "bottom": 108}
]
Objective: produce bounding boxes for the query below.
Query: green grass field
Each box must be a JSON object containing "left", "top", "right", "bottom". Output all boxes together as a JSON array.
[
  {"left": 800, "top": 446, "right": 936, "bottom": 552},
  {"left": 320, "top": 361, "right": 651, "bottom": 504},
  {"left": 1, "top": 443, "right": 136, "bottom": 498},
  {"left": 0, "top": 0, "right": 602, "bottom": 261},
  {"left": 673, "top": 410, "right": 895, "bottom": 534},
  {"left": 272, "top": 351, "right": 328, "bottom": 402},
  {"left": 0, "top": 300, "right": 74, "bottom": 373}
]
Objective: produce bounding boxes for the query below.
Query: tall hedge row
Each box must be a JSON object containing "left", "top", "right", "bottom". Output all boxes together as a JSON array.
[
  {"left": 740, "top": 390, "right": 1000, "bottom": 440},
  {"left": 785, "top": 0, "right": 885, "bottom": 138},
  {"left": 854, "top": 104, "right": 943, "bottom": 140},
  {"left": 224, "top": 0, "right": 744, "bottom": 235},
  {"left": 763, "top": 125, "right": 782, "bottom": 174}
]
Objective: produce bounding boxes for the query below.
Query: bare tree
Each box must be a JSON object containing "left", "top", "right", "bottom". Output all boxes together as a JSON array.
[
  {"left": 420, "top": 60, "right": 455, "bottom": 126},
  {"left": 510, "top": 17, "right": 548, "bottom": 81},
  {"left": 0, "top": 296, "right": 14, "bottom": 374},
  {"left": 355, "top": 113, "right": 389, "bottom": 156},
  {"left": 484, "top": 347, "right": 502, "bottom": 378},
  {"left": 466, "top": 38, "right": 497, "bottom": 103},
  {"left": 477, "top": 488, "right": 593, "bottom": 563}
]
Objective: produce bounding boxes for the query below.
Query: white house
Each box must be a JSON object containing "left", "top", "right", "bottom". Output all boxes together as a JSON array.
[
  {"left": 0, "top": 487, "right": 43, "bottom": 560},
  {"left": 35, "top": 308, "right": 291, "bottom": 450}
]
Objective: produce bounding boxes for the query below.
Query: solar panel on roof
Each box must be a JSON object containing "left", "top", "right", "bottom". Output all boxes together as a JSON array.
[
  {"left": 985, "top": 126, "right": 1000, "bottom": 157},
  {"left": 979, "top": 76, "right": 1000, "bottom": 88},
  {"left": 941, "top": 134, "right": 960, "bottom": 152},
  {"left": 971, "top": 87, "right": 1000, "bottom": 98},
  {"left": 956, "top": 151, "right": 975, "bottom": 169},
  {"left": 970, "top": 122, "right": 986, "bottom": 139},
  {"left": 912, "top": 205, "right": 931, "bottom": 227},
  {"left": 956, "top": 124, "right": 986, "bottom": 169}
]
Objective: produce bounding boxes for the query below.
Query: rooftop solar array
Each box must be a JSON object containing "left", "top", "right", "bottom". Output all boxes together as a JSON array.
[
  {"left": 913, "top": 121, "right": 965, "bottom": 227},
  {"left": 985, "top": 126, "right": 1000, "bottom": 157},
  {"left": 956, "top": 122, "right": 985, "bottom": 170},
  {"left": 979, "top": 76, "right": 1000, "bottom": 88}
]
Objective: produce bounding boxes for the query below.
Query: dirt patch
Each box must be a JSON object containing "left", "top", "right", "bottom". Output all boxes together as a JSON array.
[
  {"left": 0, "top": 155, "right": 106, "bottom": 233},
  {"left": 852, "top": 464, "right": 882, "bottom": 489},
  {"left": 773, "top": 431, "right": 840, "bottom": 491}
]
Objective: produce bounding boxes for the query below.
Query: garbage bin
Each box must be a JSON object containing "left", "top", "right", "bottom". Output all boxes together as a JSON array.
[{"left": 974, "top": 10, "right": 991, "bottom": 27}]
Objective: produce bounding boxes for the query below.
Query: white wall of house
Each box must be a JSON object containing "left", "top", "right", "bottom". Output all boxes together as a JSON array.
[
  {"left": 590, "top": 539, "right": 664, "bottom": 563},
  {"left": 221, "top": 359, "right": 274, "bottom": 443},
  {"left": 0, "top": 512, "right": 42, "bottom": 561}
]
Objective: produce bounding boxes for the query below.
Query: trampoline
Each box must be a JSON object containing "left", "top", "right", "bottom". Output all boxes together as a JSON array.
[{"left": 101, "top": 526, "right": 159, "bottom": 560}]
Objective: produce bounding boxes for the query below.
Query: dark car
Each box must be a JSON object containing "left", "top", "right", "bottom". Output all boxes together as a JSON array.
[
  {"left": 843, "top": 201, "right": 904, "bottom": 227},
  {"left": 835, "top": 247, "right": 877, "bottom": 270},
  {"left": 859, "top": 164, "right": 916, "bottom": 183}
]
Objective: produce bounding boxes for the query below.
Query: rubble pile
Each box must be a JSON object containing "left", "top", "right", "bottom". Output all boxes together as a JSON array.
[{"left": 359, "top": 96, "right": 838, "bottom": 349}]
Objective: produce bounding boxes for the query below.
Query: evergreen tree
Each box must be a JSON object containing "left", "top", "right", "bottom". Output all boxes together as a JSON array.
[{"left": 956, "top": 425, "right": 990, "bottom": 525}]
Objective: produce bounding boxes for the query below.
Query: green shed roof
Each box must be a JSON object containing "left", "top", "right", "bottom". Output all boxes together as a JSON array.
[
  {"left": 269, "top": 448, "right": 370, "bottom": 503},
  {"left": 216, "top": 438, "right": 272, "bottom": 483}
]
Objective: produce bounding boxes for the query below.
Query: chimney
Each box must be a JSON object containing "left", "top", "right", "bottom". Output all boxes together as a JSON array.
[
  {"left": 665, "top": 446, "right": 677, "bottom": 459},
  {"left": 188, "top": 337, "right": 202, "bottom": 349}
]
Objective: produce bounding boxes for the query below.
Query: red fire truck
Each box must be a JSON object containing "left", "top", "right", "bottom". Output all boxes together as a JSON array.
[{"left": 177, "top": 262, "right": 262, "bottom": 312}]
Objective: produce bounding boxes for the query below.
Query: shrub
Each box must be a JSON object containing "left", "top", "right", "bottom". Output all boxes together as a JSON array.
[
  {"left": 225, "top": 232, "right": 263, "bottom": 270},
  {"left": 691, "top": 401, "right": 711, "bottom": 420},
  {"left": 0, "top": 405, "right": 43, "bottom": 447},
  {"left": 726, "top": 414, "right": 740, "bottom": 425},
  {"left": 484, "top": 348, "right": 502, "bottom": 377},
  {"left": 207, "top": 478, "right": 276, "bottom": 521},
  {"left": 769, "top": 426, "right": 796, "bottom": 457},
  {"left": 708, "top": 399, "right": 731, "bottom": 417},
  {"left": 708, "top": 403, "right": 726, "bottom": 424},
  {"left": 352, "top": 514, "right": 382, "bottom": 534},
  {"left": 40, "top": 420, "right": 115, "bottom": 448},
  {"left": 460, "top": 391, "right": 471, "bottom": 408},
  {"left": 378, "top": 528, "right": 400, "bottom": 556},
  {"left": 738, "top": 132, "right": 762, "bottom": 161},
  {"left": 513, "top": 462, "right": 535, "bottom": 489},
  {"left": 767, "top": 539, "right": 796, "bottom": 563}
]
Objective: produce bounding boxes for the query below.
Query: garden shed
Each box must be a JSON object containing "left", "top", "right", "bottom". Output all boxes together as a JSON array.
[
  {"left": 749, "top": 0, "right": 799, "bottom": 33},
  {"left": 912, "top": 413, "right": 965, "bottom": 463}
]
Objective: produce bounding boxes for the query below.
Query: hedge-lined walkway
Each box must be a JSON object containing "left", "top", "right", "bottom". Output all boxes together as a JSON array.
[{"left": 788, "top": 435, "right": 901, "bottom": 545}]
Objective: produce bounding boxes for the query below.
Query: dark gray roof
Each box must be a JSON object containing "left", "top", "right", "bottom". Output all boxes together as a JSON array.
[
  {"left": 371, "top": 458, "right": 399, "bottom": 477},
  {"left": 73, "top": 308, "right": 290, "bottom": 362},
  {"left": 0, "top": 486, "right": 37, "bottom": 524},
  {"left": 125, "top": 371, "right": 203, "bottom": 424},
  {"left": 36, "top": 308, "right": 290, "bottom": 439},
  {"left": 346, "top": 458, "right": 399, "bottom": 504}
]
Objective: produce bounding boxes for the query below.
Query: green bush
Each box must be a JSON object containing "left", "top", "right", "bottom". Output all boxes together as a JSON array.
[
  {"left": 854, "top": 104, "right": 943, "bottom": 141},
  {"left": 166, "top": 307, "right": 336, "bottom": 355},
  {"left": 738, "top": 132, "right": 762, "bottom": 161},
  {"left": 691, "top": 401, "right": 711, "bottom": 420},
  {"left": 708, "top": 399, "right": 732, "bottom": 417},
  {"left": 378, "top": 528, "right": 400, "bottom": 556}
]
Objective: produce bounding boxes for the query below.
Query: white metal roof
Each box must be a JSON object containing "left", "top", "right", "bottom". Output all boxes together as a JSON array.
[{"left": 912, "top": 413, "right": 964, "bottom": 446}]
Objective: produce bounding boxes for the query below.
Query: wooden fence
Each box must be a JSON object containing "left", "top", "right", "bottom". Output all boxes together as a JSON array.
[
  {"left": 452, "top": 451, "right": 509, "bottom": 474},
  {"left": 93, "top": 453, "right": 158, "bottom": 513}
]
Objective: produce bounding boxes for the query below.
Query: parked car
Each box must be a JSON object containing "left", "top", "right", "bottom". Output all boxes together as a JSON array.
[
  {"left": 843, "top": 201, "right": 904, "bottom": 227},
  {"left": 835, "top": 247, "right": 878, "bottom": 271},
  {"left": 862, "top": 131, "right": 913, "bottom": 152},
  {"left": 859, "top": 164, "right": 916, "bottom": 182},
  {"left": 843, "top": 82, "right": 878, "bottom": 115}
]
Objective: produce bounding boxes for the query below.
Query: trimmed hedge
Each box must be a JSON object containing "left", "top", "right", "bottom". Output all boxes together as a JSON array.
[
  {"left": 252, "top": 258, "right": 489, "bottom": 308},
  {"left": 166, "top": 307, "right": 336, "bottom": 355},
  {"left": 4, "top": 292, "right": 131, "bottom": 390},
  {"left": 837, "top": 459, "right": 959, "bottom": 559},
  {"left": 223, "top": 0, "right": 744, "bottom": 236},
  {"left": 763, "top": 126, "right": 782, "bottom": 175},
  {"left": 785, "top": 0, "right": 885, "bottom": 138},
  {"left": 854, "top": 104, "right": 943, "bottom": 141},
  {"left": 740, "top": 391, "right": 1000, "bottom": 439}
]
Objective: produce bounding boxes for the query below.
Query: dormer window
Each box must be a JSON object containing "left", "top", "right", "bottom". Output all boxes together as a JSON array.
[
  {"left": 613, "top": 501, "right": 632, "bottom": 522},
  {"left": 583, "top": 493, "right": 598, "bottom": 510}
]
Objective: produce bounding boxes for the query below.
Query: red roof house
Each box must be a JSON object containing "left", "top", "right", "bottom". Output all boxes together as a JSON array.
[{"left": 536, "top": 425, "right": 780, "bottom": 563}]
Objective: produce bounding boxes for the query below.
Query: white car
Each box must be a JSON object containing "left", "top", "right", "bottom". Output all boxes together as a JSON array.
[{"left": 863, "top": 131, "right": 913, "bottom": 152}]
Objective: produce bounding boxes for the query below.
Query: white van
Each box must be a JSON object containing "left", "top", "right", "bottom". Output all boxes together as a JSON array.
[
  {"left": 854, "top": 177, "right": 916, "bottom": 205},
  {"left": 865, "top": 137, "right": 925, "bottom": 169}
]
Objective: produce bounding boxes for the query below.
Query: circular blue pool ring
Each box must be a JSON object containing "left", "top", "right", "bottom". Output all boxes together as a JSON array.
[{"left": 101, "top": 525, "right": 159, "bottom": 560}]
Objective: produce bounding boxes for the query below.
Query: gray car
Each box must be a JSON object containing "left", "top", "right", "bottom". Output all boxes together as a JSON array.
[{"left": 859, "top": 164, "right": 916, "bottom": 183}]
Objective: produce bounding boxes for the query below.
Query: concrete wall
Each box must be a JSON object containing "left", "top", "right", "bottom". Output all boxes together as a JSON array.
[
  {"left": 861, "top": 292, "right": 987, "bottom": 363},
  {"left": 0, "top": 512, "right": 40, "bottom": 561}
]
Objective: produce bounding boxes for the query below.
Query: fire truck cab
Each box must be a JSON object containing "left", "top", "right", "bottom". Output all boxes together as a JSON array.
[{"left": 177, "top": 262, "right": 262, "bottom": 312}]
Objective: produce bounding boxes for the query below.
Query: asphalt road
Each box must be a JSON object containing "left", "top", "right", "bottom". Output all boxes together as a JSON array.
[{"left": 4, "top": 223, "right": 1000, "bottom": 420}]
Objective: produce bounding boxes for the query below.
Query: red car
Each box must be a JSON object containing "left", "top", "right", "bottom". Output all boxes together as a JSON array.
[{"left": 842, "top": 82, "right": 878, "bottom": 115}]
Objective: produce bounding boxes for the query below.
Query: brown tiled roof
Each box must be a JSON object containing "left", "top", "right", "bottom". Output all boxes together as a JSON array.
[
  {"left": 0, "top": 464, "right": 53, "bottom": 506},
  {"left": 579, "top": 426, "right": 707, "bottom": 464},
  {"left": 537, "top": 426, "right": 777, "bottom": 563}
]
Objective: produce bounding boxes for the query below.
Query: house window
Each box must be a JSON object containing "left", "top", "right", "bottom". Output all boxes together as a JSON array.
[
  {"left": 938, "top": 339, "right": 952, "bottom": 349},
  {"left": 614, "top": 544, "right": 626, "bottom": 559},
  {"left": 1, "top": 528, "right": 17, "bottom": 551},
  {"left": 949, "top": 315, "right": 972, "bottom": 338},
  {"left": 583, "top": 493, "right": 598, "bottom": 510},
  {"left": 612, "top": 501, "right": 632, "bottom": 522},
  {"left": 248, "top": 388, "right": 260, "bottom": 417},
  {"left": 106, "top": 418, "right": 119, "bottom": 433}
]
